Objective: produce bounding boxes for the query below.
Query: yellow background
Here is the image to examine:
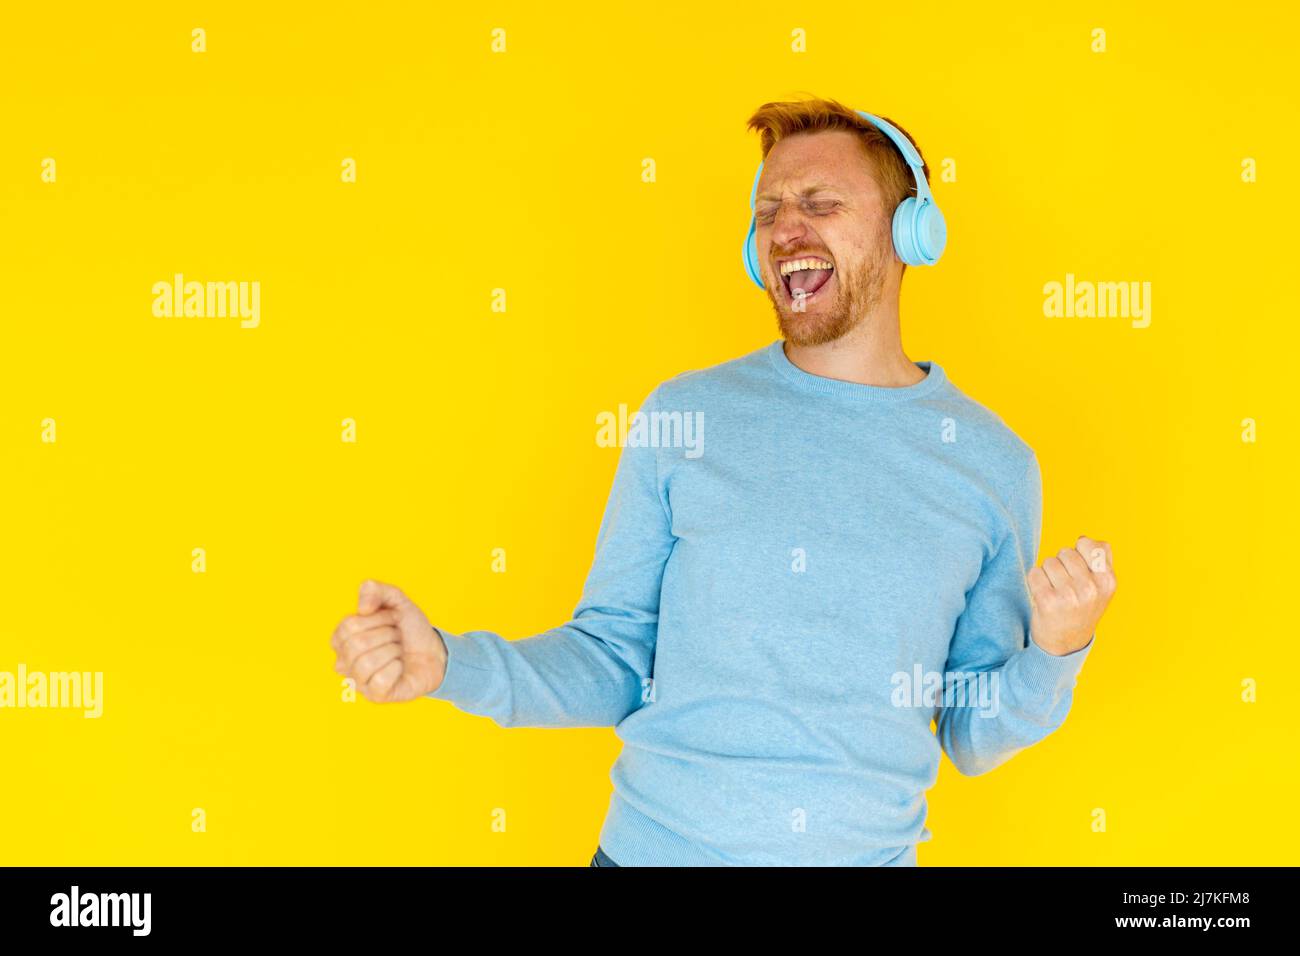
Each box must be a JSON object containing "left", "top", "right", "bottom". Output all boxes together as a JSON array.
[{"left": 1, "top": 2, "right": 1295, "bottom": 865}]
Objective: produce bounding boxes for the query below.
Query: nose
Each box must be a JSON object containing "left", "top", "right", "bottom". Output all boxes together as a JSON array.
[
  {"left": 771, "top": 199, "right": 808, "bottom": 241},
  {"left": 767, "top": 199, "right": 813, "bottom": 260}
]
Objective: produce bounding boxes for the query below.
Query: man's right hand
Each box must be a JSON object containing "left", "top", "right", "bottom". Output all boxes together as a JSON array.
[{"left": 331, "top": 579, "right": 448, "bottom": 703}]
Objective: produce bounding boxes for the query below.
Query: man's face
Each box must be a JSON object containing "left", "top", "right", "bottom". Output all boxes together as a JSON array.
[{"left": 754, "top": 129, "right": 898, "bottom": 346}]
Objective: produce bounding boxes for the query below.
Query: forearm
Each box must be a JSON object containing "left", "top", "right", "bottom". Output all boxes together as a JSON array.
[
  {"left": 936, "top": 635, "right": 1093, "bottom": 776},
  {"left": 426, "top": 613, "right": 653, "bottom": 728}
]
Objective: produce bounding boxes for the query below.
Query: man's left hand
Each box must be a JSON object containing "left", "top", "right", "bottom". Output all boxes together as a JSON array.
[{"left": 1027, "top": 535, "right": 1117, "bottom": 656}]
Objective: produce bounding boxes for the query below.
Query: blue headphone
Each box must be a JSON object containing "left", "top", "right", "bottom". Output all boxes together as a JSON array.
[{"left": 742, "top": 110, "right": 947, "bottom": 288}]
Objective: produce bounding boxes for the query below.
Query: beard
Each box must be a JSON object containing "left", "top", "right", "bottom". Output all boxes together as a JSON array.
[{"left": 768, "top": 224, "right": 893, "bottom": 348}]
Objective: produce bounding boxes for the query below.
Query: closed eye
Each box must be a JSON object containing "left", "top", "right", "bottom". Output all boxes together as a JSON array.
[{"left": 756, "top": 199, "right": 841, "bottom": 225}]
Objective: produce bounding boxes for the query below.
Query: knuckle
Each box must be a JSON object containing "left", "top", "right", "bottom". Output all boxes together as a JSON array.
[
  {"left": 359, "top": 658, "right": 384, "bottom": 686},
  {"left": 343, "top": 641, "right": 365, "bottom": 669},
  {"left": 356, "top": 642, "right": 379, "bottom": 671},
  {"left": 357, "top": 643, "right": 396, "bottom": 681},
  {"left": 357, "top": 629, "right": 388, "bottom": 654}
]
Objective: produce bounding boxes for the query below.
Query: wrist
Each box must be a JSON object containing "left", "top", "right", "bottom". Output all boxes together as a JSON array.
[
  {"left": 1031, "top": 630, "right": 1094, "bottom": 657},
  {"left": 430, "top": 624, "right": 450, "bottom": 692}
]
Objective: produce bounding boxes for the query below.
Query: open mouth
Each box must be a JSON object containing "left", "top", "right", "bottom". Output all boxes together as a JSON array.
[{"left": 778, "top": 256, "right": 835, "bottom": 305}]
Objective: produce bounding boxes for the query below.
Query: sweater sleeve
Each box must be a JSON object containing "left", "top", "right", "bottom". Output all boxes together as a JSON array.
[
  {"left": 934, "top": 453, "right": 1094, "bottom": 776},
  {"left": 423, "top": 386, "right": 675, "bottom": 728}
]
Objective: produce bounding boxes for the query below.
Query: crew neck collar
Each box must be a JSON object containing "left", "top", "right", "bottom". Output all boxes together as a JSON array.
[{"left": 766, "top": 339, "right": 946, "bottom": 402}]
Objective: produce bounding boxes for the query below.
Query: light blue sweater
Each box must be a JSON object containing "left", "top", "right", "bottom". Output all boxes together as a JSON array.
[{"left": 427, "top": 340, "right": 1093, "bottom": 866}]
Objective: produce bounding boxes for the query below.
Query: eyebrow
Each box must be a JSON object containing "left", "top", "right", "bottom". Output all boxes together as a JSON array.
[{"left": 756, "top": 182, "right": 842, "bottom": 203}]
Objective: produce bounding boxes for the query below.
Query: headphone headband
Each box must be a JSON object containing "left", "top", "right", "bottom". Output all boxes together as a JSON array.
[{"left": 853, "top": 111, "right": 934, "bottom": 205}]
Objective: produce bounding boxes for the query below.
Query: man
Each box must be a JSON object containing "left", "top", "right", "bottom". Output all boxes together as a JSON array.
[{"left": 331, "top": 96, "right": 1117, "bottom": 866}]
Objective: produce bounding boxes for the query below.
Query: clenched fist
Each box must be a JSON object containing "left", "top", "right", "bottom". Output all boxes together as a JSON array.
[
  {"left": 1027, "top": 535, "right": 1117, "bottom": 656},
  {"left": 331, "top": 579, "right": 448, "bottom": 702}
]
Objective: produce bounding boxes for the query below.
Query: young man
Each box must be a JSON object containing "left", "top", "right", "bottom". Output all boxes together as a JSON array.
[{"left": 331, "top": 97, "right": 1117, "bottom": 866}]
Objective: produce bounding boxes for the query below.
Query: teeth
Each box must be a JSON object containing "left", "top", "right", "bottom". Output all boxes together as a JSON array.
[{"left": 779, "top": 257, "right": 834, "bottom": 277}]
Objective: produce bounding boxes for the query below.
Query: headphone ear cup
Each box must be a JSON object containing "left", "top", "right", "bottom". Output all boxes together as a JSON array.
[
  {"left": 891, "top": 198, "right": 946, "bottom": 266},
  {"left": 742, "top": 216, "right": 765, "bottom": 288},
  {"left": 891, "top": 197, "right": 922, "bottom": 266},
  {"left": 915, "top": 201, "right": 947, "bottom": 264}
]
